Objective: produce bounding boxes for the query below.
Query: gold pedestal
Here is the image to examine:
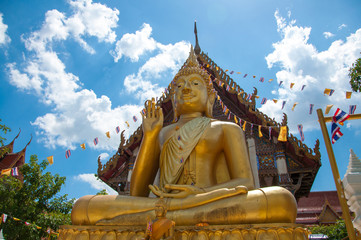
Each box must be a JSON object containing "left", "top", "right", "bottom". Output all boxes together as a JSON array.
[{"left": 58, "top": 223, "right": 309, "bottom": 240}]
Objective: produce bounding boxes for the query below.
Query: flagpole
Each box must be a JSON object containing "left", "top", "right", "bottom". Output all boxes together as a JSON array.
[
  {"left": 323, "top": 113, "right": 361, "bottom": 123},
  {"left": 317, "top": 108, "right": 356, "bottom": 240}
]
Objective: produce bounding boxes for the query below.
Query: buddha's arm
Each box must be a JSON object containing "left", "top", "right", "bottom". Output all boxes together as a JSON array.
[
  {"left": 212, "top": 123, "right": 255, "bottom": 190},
  {"left": 130, "top": 100, "right": 163, "bottom": 197}
]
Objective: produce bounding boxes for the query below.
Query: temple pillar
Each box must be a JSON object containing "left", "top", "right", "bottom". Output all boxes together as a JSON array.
[{"left": 247, "top": 138, "right": 260, "bottom": 188}]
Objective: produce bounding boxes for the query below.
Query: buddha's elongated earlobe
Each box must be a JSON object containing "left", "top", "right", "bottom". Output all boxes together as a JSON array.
[
  {"left": 205, "top": 92, "right": 216, "bottom": 118},
  {"left": 172, "top": 94, "right": 178, "bottom": 123}
]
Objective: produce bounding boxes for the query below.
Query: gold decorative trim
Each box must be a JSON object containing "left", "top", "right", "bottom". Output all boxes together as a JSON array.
[{"left": 58, "top": 224, "right": 309, "bottom": 240}]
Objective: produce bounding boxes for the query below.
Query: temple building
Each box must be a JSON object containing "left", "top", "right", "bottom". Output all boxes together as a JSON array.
[
  {"left": 97, "top": 23, "right": 321, "bottom": 202},
  {"left": 0, "top": 130, "right": 31, "bottom": 180}
]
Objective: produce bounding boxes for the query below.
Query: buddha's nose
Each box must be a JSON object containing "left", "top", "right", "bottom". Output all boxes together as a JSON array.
[{"left": 182, "top": 88, "right": 191, "bottom": 94}]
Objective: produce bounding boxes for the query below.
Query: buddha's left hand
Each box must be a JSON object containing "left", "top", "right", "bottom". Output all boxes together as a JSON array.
[{"left": 149, "top": 184, "right": 206, "bottom": 198}]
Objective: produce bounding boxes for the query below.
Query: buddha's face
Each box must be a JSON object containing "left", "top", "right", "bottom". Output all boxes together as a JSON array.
[
  {"left": 174, "top": 73, "right": 208, "bottom": 115},
  {"left": 155, "top": 205, "right": 166, "bottom": 218}
]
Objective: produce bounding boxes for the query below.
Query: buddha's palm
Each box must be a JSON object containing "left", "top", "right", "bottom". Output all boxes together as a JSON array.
[{"left": 142, "top": 100, "right": 163, "bottom": 135}]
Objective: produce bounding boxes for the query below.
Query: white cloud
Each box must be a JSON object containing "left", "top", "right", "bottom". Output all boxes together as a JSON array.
[
  {"left": 323, "top": 32, "right": 335, "bottom": 39},
  {"left": 123, "top": 41, "right": 190, "bottom": 103},
  {"left": 0, "top": 12, "right": 11, "bottom": 45},
  {"left": 261, "top": 10, "right": 361, "bottom": 134},
  {"left": 74, "top": 173, "right": 118, "bottom": 194},
  {"left": 111, "top": 23, "right": 157, "bottom": 62},
  {"left": 338, "top": 24, "right": 347, "bottom": 30}
]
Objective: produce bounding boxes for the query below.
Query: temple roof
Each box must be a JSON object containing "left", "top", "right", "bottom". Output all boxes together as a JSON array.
[{"left": 0, "top": 131, "right": 31, "bottom": 175}]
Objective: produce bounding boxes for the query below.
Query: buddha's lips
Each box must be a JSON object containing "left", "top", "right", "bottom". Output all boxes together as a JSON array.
[{"left": 181, "top": 94, "right": 194, "bottom": 100}]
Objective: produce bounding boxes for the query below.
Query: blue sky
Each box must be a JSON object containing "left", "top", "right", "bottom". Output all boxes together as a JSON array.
[{"left": 0, "top": 0, "right": 360, "bottom": 200}]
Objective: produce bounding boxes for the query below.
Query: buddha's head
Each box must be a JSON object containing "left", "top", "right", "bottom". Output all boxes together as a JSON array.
[
  {"left": 171, "top": 46, "right": 215, "bottom": 120},
  {"left": 155, "top": 197, "right": 167, "bottom": 218}
]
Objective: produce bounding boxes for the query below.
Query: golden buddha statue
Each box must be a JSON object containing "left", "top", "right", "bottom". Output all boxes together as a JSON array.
[
  {"left": 71, "top": 46, "right": 297, "bottom": 227},
  {"left": 144, "top": 197, "right": 175, "bottom": 240}
]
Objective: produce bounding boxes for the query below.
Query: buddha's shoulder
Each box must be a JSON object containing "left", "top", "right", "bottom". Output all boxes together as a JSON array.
[{"left": 210, "top": 119, "right": 242, "bottom": 130}]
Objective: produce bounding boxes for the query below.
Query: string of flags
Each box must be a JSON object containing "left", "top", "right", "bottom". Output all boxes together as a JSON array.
[
  {"left": 54, "top": 64, "right": 358, "bottom": 162},
  {"left": 330, "top": 108, "right": 350, "bottom": 144},
  {"left": 0, "top": 213, "right": 59, "bottom": 237},
  {"left": 0, "top": 167, "right": 19, "bottom": 176}
]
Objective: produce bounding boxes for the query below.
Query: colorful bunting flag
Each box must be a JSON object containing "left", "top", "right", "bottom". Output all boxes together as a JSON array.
[
  {"left": 11, "top": 167, "right": 18, "bottom": 177},
  {"left": 125, "top": 121, "right": 130, "bottom": 128},
  {"left": 258, "top": 125, "right": 263, "bottom": 138},
  {"left": 230, "top": 71, "right": 234, "bottom": 74},
  {"left": 350, "top": 105, "right": 356, "bottom": 114},
  {"left": 116, "top": 126, "right": 120, "bottom": 134},
  {"left": 105, "top": 131, "right": 110, "bottom": 139},
  {"left": 279, "top": 81, "right": 283, "bottom": 87},
  {"left": 309, "top": 104, "right": 314, "bottom": 115},
  {"left": 133, "top": 116, "right": 138, "bottom": 122},
  {"left": 259, "top": 77, "right": 264, "bottom": 82},
  {"left": 290, "top": 83, "right": 295, "bottom": 89},
  {"left": 251, "top": 124, "right": 254, "bottom": 135},
  {"left": 282, "top": 101, "right": 286, "bottom": 110},
  {"left": 1, "top": 168, "right": 11, "bottom": 176},
  {"left": 93, "top": 137, "right": 99, "bottom": 146},
  {"left": 246, "top": 94, "right": 252, "bottom": 101},
  {"left": 216, "top": 67, "right": 219, "bottom": 71},
  {"left": 2, "top": 213, "right": 7, "bottom": 223},
  {"left": 269, "top": 127, "right": 272, "bottom": 140},
  {"left": 331, "top": 122, "right": 343, "bottom": 144},
  {"left": 242, "top": 121, "right": 247, "bottom": 131},
  {"left": 226, "top": 85, "right": 230, "bottom": 91},
  {"left": 255, "top": 95, "right": 260, "bottom": 99},
  {"left": 261, "top": 98, "right": 267, "bottom": 104},
  {"left": 333, "top": 108, "right": 350, "bottom": 126},
  {"left": 25, "top": 222, "right": 31, "bottom": 226},
  {"left": 227, "top": 112, "right": 231, "bottom": 120},
  {"left": 47, "top": 156, "right": 54, "bottom": 165},
  {"left": 324, "top": 88, "right": 335, "bottom": 96},
  {"left": 292, "top": 102, "right": 298, "bottom": 111},
  {"left": 225, "top": 69, "right": 229, "bottom": 72},
  {"left": 325, "top": 104, "right": 334, "bottom": 114},
  {"left": 273, "top": 99, "right": 278, "bottom": 104},
  {"left": 141, "top": 109, "right": 146, "bottom": 116},
  {"left": 298, "top": 124, "right": 305, "bottom": 142},
  {"left": 278, "top": 126, "right": 288, "bottom": 142},
  {"left": 65, "top": 150, "right": 71, "bottom": 159},
  {"left": 301, "top": 85, "right": 306, "bottom": 91},
  {"left": 234, "top": 115, "right": 238, "bottom": 124},
  {"left": 243, "top": 74, "right": 248, "bottom": 78},
  {"left": 346, "top": 91, "right": 352, "bottom": 99},
  {"left": 236, "top": 72, "right": 241, "bottom": 74},
  {"left": 268, "top": 79, "right": 274, "bottom": 83},
  {"left": 253, "top": 76, "right": 256, "bottom": 78},
  {"left": 13, "top": 217, "right": 20, "bottom": 221}
]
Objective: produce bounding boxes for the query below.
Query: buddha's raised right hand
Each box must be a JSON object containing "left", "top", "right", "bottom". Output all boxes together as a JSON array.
[{"left": 142, "top": 98, "right": 164, "bottom": 136}]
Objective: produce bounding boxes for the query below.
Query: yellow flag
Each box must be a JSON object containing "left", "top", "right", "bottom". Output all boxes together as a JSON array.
[
  {"left": 290, "top": 83, "right": 295, "bottom": 89},
  {"left": 80, "top": 143, "right": 86, "bottom": 150},
  {"left": 206, "top": 64, "right": 209, "bottom": 68},
  {"left": 268, "top": 79, "right": 274, "bottom": 82},
  {"left": 346, "top": 91, "right": 352, "bottom": 99},
  {"left": 325, "top": 104, "right": 334, "bottom": 114},
  {"left": 221, "top": 82, "right": 225, "bottom": 87},
  {"left": 255, "top": 95, "right": 260, "bottom": 99},
  {"left": 292, "top": 102, "right": 298, "bottom": 111},
  {"left": 225, "top": 69, "right": 229, "bottom": 72},
  {"left": 125, "top": 121, "right": 130, "bottom": 128},
  {"left": 1, "top": 168, "right": 11, "bottom": 176},
  {"left": 224, "top": 109, "right": 229, "bottom": 115},
  {"left": 105, "top": 131, "right": 110, "bottom": 139},
  {"left": 217, "top": 95, "right": 220, "bottom": 101},
  {"left": 216, "top": 67, "right": 219, "bottom": 71},
  {"left": 236, "top": 72, "right": 241, "bottom": 74},
  {"left": 258, "top": 125, "right": 263, "bottom": 138},
  {"left": 273, "top": 99, "right": 278, "bottom": 104},
  {"left": 242, "top": 121, "right": 247, "bottom": 131},
  {"left": 13, "top": 217, "right": 20, "bottom": 221},
  {"left": 47, "top": 156, "right": 54, "bottom": 165},
  {"left": 278, "top": 126, "right": 288, "bottom": 142},
  {"left": 253, "top": 76, "right": 256, "bottom": 78},
  {"left": 234, "top": 115, "right": 238, "bottom": 124},
  {"left": 36, "top": 226, "right": 42, "bottom": 230},
  {"left": 324, "top": 88, "right": 331, "bottom": 95}
]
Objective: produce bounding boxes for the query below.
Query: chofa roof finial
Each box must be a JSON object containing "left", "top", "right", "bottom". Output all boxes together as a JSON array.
[{"left": 194, "top": 20, "right": 201, "bottom": 55}]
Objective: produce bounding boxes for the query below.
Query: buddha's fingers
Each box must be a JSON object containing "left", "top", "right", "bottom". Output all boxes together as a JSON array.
[
  {"left": 164, "top": 184, "right": 188, "bottom": 191},
  {"left": 151, "top": 98, "right": 155, "bottom": 118},
  {"left": 146, "top": 100, "right": 151, "bottom": 118}
]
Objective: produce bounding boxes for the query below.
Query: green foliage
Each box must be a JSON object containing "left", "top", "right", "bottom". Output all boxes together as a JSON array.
[
  {"left": 96, "top": 189, "right": 109, "bottom": 195},
  {"left": 349, "top": 56, "right": 361, "bottom": 92},
  {"left": 0, "top": 155, "right": 75, "bottom": 240},
  {"left": 309, "top": 220, "right": 348, "bottom": 240},
  {"left": 0, "top": 119, "right": 11, "bottom": 158}
]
